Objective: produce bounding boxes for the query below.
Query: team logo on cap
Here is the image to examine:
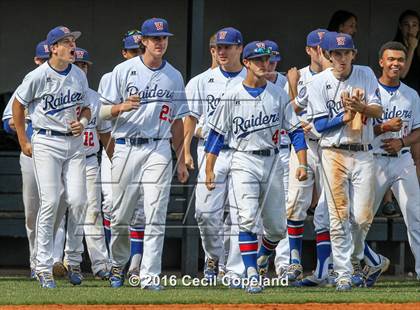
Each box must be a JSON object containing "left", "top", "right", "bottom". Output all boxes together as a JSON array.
[
  {"left": 218, "top": 31, "right": 227, "bottom": 40},
  {"left": 318, "top": 31, "right": 325, "bottom": 40},
  {"left": 132, "top": 35, "right": 142, "bottom": 43},
  {"left": 154, "top": 22, "right": 164, "bottom": 31},
  {"left": 336, "top": 36, "right": 346, "bottom": 46},
  {"left": 256, "top": 42, "right": 265, "bottom": 48},
  {"left": 43, "top": 45, "right": 49, "bottom": 53},
  {"left": 60, "top": 27, "right": 70, "bottom": 33},
  {"left": 75, "top": 50, "right": 85, "bottom": 59}
]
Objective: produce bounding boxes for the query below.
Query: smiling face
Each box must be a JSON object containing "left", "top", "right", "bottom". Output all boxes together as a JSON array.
[
  {"left": 399, "top": 15, "right": 419, "bottom": 39},
  {"left": 50, "top": 36, "right": 76, "bottom": 64},
  {"left": 330, "top": 49, "right": 356, "bottom": 75},
  {"left": 141, "top": 36, "right": 168, "bottom": 58},
  {"left": 380, "top": 49, "right": 406, "bottom": 81}
]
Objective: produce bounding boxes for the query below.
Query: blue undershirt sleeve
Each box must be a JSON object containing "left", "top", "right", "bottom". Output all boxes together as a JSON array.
[
  {"left": 3, "top": 118, "right": 14, "bottom": 134},
  {"left": 288, "top": 128, "right": 307, "bottom": 153},
  {"left": 204, "top": 129, "right": 225, "bottom": 156},
  {"left": 314, "top": 113, "right": 345, "bottom": 133}
]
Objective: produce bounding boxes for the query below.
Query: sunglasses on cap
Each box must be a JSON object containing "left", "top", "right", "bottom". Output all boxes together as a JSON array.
[{"left": 124, "top": 29, "right": 142, "bottom": 38}]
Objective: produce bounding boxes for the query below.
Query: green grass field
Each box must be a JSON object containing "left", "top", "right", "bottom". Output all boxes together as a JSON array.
[{"left": 0, "top": 277, "right": 419, "bottom": 305}]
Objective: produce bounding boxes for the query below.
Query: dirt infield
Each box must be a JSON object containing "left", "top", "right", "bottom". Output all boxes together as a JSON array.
[{"left": 2, "top": 304, "right": 420, "bottom": 310}]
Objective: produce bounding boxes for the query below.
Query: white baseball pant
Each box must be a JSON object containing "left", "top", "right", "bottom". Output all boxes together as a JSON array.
[
  {"left": 321, "top": 148, "right": 375, "bottom": 281},
  {"left": 110, "top": 141, "right": 172, "bottom": 287},
  {"left": 32, "top": 133, "right": 87, "bottom": 274}
]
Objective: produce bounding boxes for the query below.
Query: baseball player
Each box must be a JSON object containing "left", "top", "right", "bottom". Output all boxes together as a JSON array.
[
  {"left": 261, "top": 39, "right": 291, "bottom": 278},
  {"left": 99, "top": 17, "right": 189, "bottom": 289},
  {"left": 205, "top": 41, "right": 308, "bottom": 293},
  {"left": 278, "top": 29, "right": 336, "bottom": 285},
  {"left": 64, "top": 47, "right": 113, "bottom": 281},
  {"left": 97, "top": 30, "right": 146, "bottom": 279},
  {"left": 184, "top": 27, "right": 246, "bottom": 284},
  {"left": 307, "top": 32, "right": 383, "bottom": 291},
  {"left": 353, "top": 41, "right": 420, "bottom": 286},
  {"left": 12, "top": 26, "right": 91, "bottom": 288},
  {"left": 2, "top": 40, "right": 49, "bottom": 279}
]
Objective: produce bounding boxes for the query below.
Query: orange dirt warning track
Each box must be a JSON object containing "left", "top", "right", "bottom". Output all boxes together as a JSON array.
[{"left": 1, "top": 304, "right": 420, "bottom": 310}]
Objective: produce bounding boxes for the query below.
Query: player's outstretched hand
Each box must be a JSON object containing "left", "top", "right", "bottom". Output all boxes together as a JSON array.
[
  {"left": 296, "top": 167, "right": 308, "bottom": 181},
  {"left": 343, "top": 110, "right": 356, "bottom": 123},
  {"left": 185, "top": 152, "right": 195, "bottom": 170},
  {"left": 177, "top": 163, "right": 189, "bottom": 183},
  {"left": 384, "top": 117, "right": 402, "bottom": 132},
  {"left": 120, "top": 95, "right": 140, "bottom": 112},
  {"left": 21, "top": 142, "right": 32, "bottom": 157},
  {"left": 70, "top": 120, "right": 84, "bottom": 136},
  {"left": 381, "top": 138, "right": 403, "bottom": 154},
  {"left": 287, "top": 67, "right": 300, "bottom": 85},
  {"left": 205, "top": 170, "right": 216, "bottom": 191}
]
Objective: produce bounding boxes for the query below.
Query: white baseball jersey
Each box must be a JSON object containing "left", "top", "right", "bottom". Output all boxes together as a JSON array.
[
  {"left": 307, "top": 65, "right": 381, "bottom": 147},
  {"left": 272, "top": 72, "right": 291, "bottom": 145},
  {"left": 293, "top": 65, "right": 323, "bottom": 140},
  {"left": 372, "top": 82, "right": 420, "bottom": 154},
  {"left": 16, "top": 62, "right": 90, "bottom": 132},
  {"left": 97, "top": 72, "right": 111, "bottom": 96},
  {"left": 83, "top": 89, "right": 112, "bottom": 156},
  {"left": 100, "top": 57, "right": 189, "bottom": 139},
  {"left": 208, "top": 82, "right": 300, "bottom": 151},
  {"left": 188, "top": 66, "right": 246, "bottom": 139}
]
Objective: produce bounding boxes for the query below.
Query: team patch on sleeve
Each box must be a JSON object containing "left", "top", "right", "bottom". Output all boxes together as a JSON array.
[{"left": 298, "top": 86, "right": 307, "bottom": 99}]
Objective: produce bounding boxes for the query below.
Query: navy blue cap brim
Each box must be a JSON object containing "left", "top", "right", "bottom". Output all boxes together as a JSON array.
[
  {"left": 142, "top": 32, "right": 173, "bottom": 37},
  {"left": 216, "top": 41, "right": 241, "bottom": 45},
  {"left": 75, "top": 60, "right": 93, "bottom": 65},
  {"left": 328, "top": 47, "right": 357, "bottom": 52},
  {"left": 244, "top": 52, "right": 272, "bottom": 60},
  {"left": 50, "top": 31, "right": 81, "bottom": 45},
  {"left": 306, "top": 43, "right": 319, "bottom": 47},
  {"left": 124, "top": 44, "right": 140, "bottom": 49},
  {"left": 35, "top": 55, "right": 50, "bottom": 59}
]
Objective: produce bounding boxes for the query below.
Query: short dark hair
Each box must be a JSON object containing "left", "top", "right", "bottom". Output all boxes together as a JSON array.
[
  {"left": 327, "top": 10, "right": 357, "bottom": 32},
  {"left": 378, "top": 41, "right": 407, "bottom": 59}
]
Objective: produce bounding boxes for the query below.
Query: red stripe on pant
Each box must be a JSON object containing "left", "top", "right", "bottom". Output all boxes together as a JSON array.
[
  {"left": 239, "top": 243, "right": 258, "bottom": 252},
  {"left": 316, "top": 231, "right": 330, "bottom": 243},
  {"left": 288, "top": 226, "right": 304, "bottom": 236},
  {"left": 130, "top": 231, "right": 144, "bottom": 239}
]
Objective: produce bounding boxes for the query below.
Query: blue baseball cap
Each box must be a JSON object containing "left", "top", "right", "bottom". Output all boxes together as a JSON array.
[
  {"left": 307, "top": 29, "right": 328, "bottom": 47},
  {"left": 243, "top": 41, "right": 272, "bottom": 60},
  {"left": 215, "top": 27, "right": 243, "bottom": 45},
  {"left": 319, "top": 31, "right": 336, "bottom": 50},
  {"left": 263, "top": 40, "right": 281, "bottom": 62},
  {"left": 141, "top": 18, "right": 173, "bottom": 36},
  {"left": 35, "top": 40, "right": 50, "bottom": 59},
  {"left": 74, "top": 48, "right": 92, "bottom": 65},
  {"left": 327, "top": 32, "right": 356, "bottom": 51},
  {"left": 46, "top": 26, "right": 81, "bottom": 46},
  {"left": 123, "top": 34, "right": 142, "bottom": 49}
]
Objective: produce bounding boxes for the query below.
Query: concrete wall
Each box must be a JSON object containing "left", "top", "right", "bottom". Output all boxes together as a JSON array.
[{"left": 0, "top": 0, "right": 419, "bottom": 91}]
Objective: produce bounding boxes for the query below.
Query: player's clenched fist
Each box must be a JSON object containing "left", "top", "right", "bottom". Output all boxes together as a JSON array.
[
  {"left": 382, "top": 117, "right": 402, "bottom": 132},
  {"left": 295, "top": 166, "right": 308, "bottom": 181},
  {"left": 185, "top": 153, "right": 195, "bottom": 170},
  {"left": 70, "top": 120, "right": 85, "bottom": 136},
  {"left": 205, "top": 170, "right": 216, "bottom": 191},
  {"left": 21, "top": 142, "right": 32, "bottom": 158},
  {"left": 120, "top": 95, "right": 140, "bottom": 112},
  {"left": 177, "top": 163, "right": 189, "bottom": 183}
]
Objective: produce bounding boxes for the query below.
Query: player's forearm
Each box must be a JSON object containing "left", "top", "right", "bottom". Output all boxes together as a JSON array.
[
  {"left": 205, "top": 153, "right": 218, "bottom": 174},
  {"left": 99, "top": 132, "right": 114, "bottom": 159},
  {"left": 362, "top": 104, "right": 382, "bottom": 119},
  {"left": 402, "top": 128, "right": 420, "bottom": 147},
  {"left": 183, "top": 115, "right": 197, "bottom": 156},
  {"left": 12, "top": 99, "right": 28, "bottom": 145},
  {"left": 171, "top": 119, "right": 186, "bottom": 162},
  {"left": 295, "top": 149, "right": 308, "bottom": 166}
]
